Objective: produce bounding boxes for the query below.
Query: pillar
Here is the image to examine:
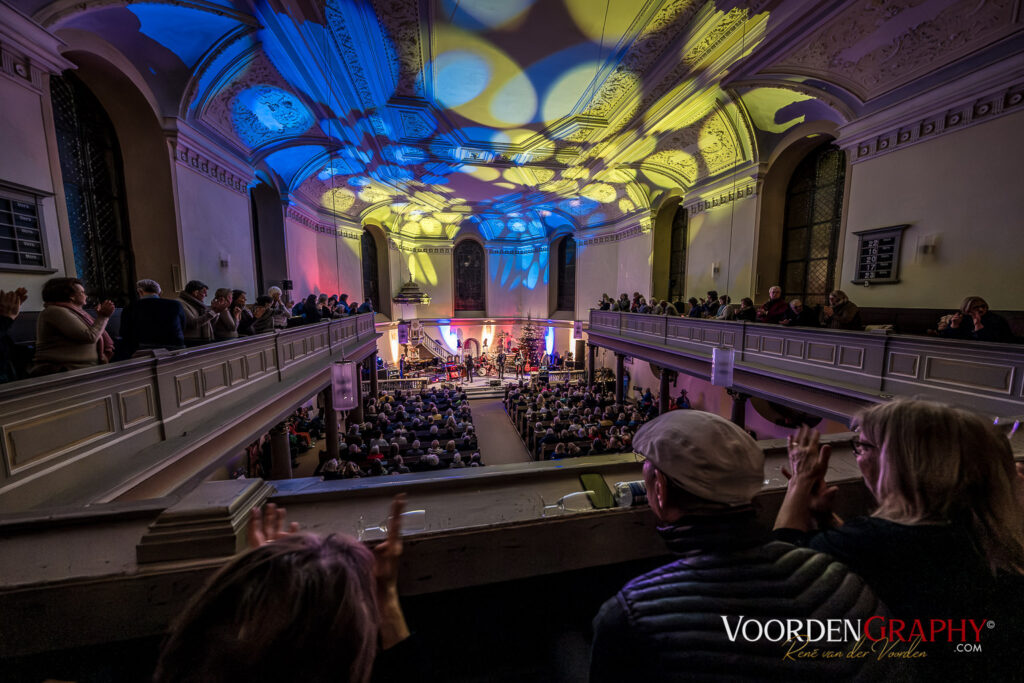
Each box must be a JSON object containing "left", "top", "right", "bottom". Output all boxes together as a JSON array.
[
  {"left": 727, "top": 389, "right": 749, "bottom": 429},
  {"left": 368, "top": 352, "right": 379, "bottom": 399},
  {"left": 322, "top": 387, "right": 339, "bottom": 460},
  {"left": 587, "top": 343, "right": 596, "bottom": 387},
  {"left": 351, "top": 362, "right": 365, "bottom": 423},
  {"left": 269, "top": 422, "right": 292, "bottom": 480},
  {"left": 614, "top": 353, "right": 625, "bottom": 405},
  {"left": 659, "top": 368, "right": 670, "bottom": 415}
]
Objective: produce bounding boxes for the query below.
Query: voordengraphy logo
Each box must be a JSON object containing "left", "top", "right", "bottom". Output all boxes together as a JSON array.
[{"left": 720, "top": 616, "right": 993, "bottom": 661}]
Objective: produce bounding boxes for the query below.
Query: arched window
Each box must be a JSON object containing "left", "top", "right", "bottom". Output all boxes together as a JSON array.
[
  {"left": 556, "top": 236, "right": 576, "bottom": 311},
  {"left": 668, "top": 205, "right": 687, "bottom": 302},
  {"left": 453, "top": 240, "right": 485, "bottom": 312},
  {"left": 51, "top": 72, "right": 135, "bottom": 305},
  {"left": 361, "top": 231, "right": 379, "bottom": 311},
  {"left": 779, "top": 143, "right": 846, "bottom": 307}
]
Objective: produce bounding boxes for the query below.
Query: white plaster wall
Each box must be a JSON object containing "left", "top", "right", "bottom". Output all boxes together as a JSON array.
[
  {"left": 176, "top": 168, "right": 255, "bottom": 294},
  {"left": 486, "top": 250, "right": 551, "bottom": 317},
  {"left": 0, "top": 77, "right": 67, "bottom": 308},
  {"left": 686, "top": 194, "right": 757, "bottom": 302},
  {"left": 616, "top": 231, "right": 653, "bottom": 299},
  {"left": 842, "top": 110, "right": 1024, "bottom": 310},
  {"left": 283, "top": 219, "right": 361, "bottom": 298},
  {"left": 576, "top": 239, "right": 618, "bottom": 314}
]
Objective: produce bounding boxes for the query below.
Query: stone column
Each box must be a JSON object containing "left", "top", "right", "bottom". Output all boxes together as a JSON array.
[
  {"left": 368, "top": 352, "right": 379, "bottom": 399},
  {"left": 615, "top": 353, "right": 625, "bottom": 405},
  {"left": 587, "top": 343, "right": 596, "bottom": 387},
  {"left": 727, "top": 389, "right": 749, "bottom": 430},
  {"left": 322, "top": 387, "right": 339, "bottom": 460},
  {"left": 659, "top": 368, "right": 671, "bottom": 415},
  {"left": 269, "top": 422, "right": 292, "bottom": 480},
  {"left": 351, "top": 363, "right": 365, "bottom": 423}
]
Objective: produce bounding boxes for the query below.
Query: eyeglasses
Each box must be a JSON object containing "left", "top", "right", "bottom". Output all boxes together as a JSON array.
[{"left": 849, "top": 437, "right": 877, "bottom": 456}]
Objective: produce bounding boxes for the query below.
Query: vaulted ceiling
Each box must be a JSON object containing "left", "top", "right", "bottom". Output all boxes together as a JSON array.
[{"left": 23, "top": 0, "right": 1024, "bottom": 242}]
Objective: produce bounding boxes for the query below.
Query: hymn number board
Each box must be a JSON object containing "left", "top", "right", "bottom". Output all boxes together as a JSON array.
[
  {"left": 851, "top": 225, "right": 908, "bottom": 285},
  {"left": 0, "top": 194, "right": 48, "bottom": 271}
]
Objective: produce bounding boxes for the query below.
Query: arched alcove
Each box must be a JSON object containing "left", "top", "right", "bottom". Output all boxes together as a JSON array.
[
  {"left": 250, "top": 181, "right": 288, "bottom": 293},
  {"left": 60, "top": 50, "right": 182, "bottom": 296},
  {"left": 547, "top": 233, "right": 577, "bottom": 318},
  {"left": 650, "top": 194, "right": 688, "bottom": 304},
  {"left": 361, "top": 223, "right": 391, "bottom": 318},
  {"left": 753, "top": 122, "right": 843, "bottom": 304},
  {"left": 453, "top": 238, "right": 486, "bottom": 316}
]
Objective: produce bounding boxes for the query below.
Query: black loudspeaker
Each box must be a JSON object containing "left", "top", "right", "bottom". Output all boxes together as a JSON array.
[
  {"left": 489, "top": 379, "right": 500, "bottom": 386},
  {"left": 574, "top": 339, "right": 585, "bottom": 369}
]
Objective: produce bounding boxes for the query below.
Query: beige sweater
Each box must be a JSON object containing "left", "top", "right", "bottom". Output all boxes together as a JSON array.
[{"left": 32, "top": 305, "right": 110, "bottom": 370}]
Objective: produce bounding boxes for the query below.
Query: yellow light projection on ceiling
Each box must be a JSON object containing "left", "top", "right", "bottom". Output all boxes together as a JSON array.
[
  {"left": 741, "top": 87, "right": 815, "bottom": 134},
  {"left": 322, "top": 187, "right": 355, "bottom": 212}
]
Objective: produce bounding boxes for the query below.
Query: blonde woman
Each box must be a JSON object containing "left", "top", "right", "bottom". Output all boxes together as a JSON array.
[{"left": 775, "top": 400, "right": 1024, "bottom": 676}]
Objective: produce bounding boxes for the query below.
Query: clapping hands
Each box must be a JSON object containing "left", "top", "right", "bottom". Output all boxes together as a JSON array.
[{"left": 0, "top": 287, "right": 27, "bottom": 320}]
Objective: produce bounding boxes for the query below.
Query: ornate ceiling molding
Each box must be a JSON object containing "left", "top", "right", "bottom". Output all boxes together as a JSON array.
[
  {"left": 767, "top": 0, "right": 1022, "bottom": 102},
  {"left": 843, "top": 80, "right": 1024, "bottom": 164},
  {"left": 285, "top": 206, "right": 363, "bottom": 239},
  {"left": 684, "top": 176, "right": 759, "bottom": 216}
]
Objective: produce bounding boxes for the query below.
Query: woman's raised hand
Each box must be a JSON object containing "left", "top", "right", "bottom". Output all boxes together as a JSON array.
[{"left": 247, "top": 502, "right": 299, "bottom": 548}]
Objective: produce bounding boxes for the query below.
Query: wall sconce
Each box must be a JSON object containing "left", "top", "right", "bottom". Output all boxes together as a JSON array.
[
  {"left": 711, "top": 261, "right": 721, "bottom": 278},
  {"left": 916, "top": 234, "right": 939, "bottom": 263},
  {"left": 219, "top": 252, "right": 230, "bottom": 269}
]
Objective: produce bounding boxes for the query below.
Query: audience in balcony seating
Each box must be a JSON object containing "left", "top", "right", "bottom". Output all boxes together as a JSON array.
[
  {"left": 734, "top": 297, "right": 756, "bottom": 321},
  {"left": 713, "top": 294, "right": 733, "bottom": 319},
  {"left": 591, "top": 411, "right": 885, "bottom": 682},
  {"left": 939, "top": 296, "right": 1014, "bottom": 343},
  {"left": 357, "top": 297, "right": 375, "bottom": 314},
  {"left": 686, "top": 297, "right": 701, "bottom": 317},
  {"left": 117, "top": 279, "right": 186, "bottom": 359},
  {"left": 756, "top": 285, "right": 789, "bottom": 323},
  {"left": 154, "top": 499, "right": 415, "bottom": 683},
  {"left": 775, "top": 400, "right": 1024, "bottom": 678},
  {"left": 212, "top": 288, "right": 241, "bottom": 341},
  {"left": 266, "top": 286, "right": 290, "bottom": 329},
  {"left": 780, "top": 298, "right": 817, "bottom": 327},
  {"left": 0, "top": 287, "right": 28, "bottom": 383},
  {"left": 179, "top": 280, "right": 229, "bottom": 346},
  {"left": 31, "top": 277, "right": 116, "bottom": 376},
  {"left": 820, "top": 290, "right": 863, "bottom": 330}
]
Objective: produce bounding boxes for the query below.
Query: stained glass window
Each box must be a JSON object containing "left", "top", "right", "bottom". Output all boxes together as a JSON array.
[
  {"left": 556, "top": 236, "right": 576, "bottom": 311},
  {"left": 780, "top": 143, "right": 845, "bottom": 307},
  {"left": 454, "top": 240, "right": 485, "bottom": 312},
  {"left": 51, "top": 72, "right": 134, "bottom": 304},
  {"left": 361, "top": 231, "right": 380, "bottom": 311},
  {"left": 668, "top": 205, "right": 687, "bottom": 302}
]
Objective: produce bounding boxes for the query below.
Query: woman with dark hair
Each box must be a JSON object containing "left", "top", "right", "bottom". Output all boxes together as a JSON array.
[
  {"left": 31, "top": 278, "right": 115, "bottom": 375},
  {"left": 154, "top": 499, "right": 412, "bottom": 683},
  {"left": 212, "top": 288, "right": 240, "bottom": 341},
  {"left": 775, "top": 400, "right": 1024, "bottom": 676},
  {"left": 300, "top": 294, "right": 322, "bottom": 325},
  {"left": 734, "top": 297, "right": 756, "bottom": 321}
]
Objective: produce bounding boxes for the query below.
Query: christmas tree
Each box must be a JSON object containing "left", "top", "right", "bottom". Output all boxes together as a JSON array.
[{"left": 516, "top": 316, "right": 544, "bottom": 366}]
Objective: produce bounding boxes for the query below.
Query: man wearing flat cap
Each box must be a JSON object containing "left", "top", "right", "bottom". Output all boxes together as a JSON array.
[{"left": 590, "top": 411, "right": 886, "bottom": 682}]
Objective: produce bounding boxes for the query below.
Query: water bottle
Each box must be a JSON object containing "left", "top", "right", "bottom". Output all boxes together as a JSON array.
[{"left": 613, "top": 480, "right": 648, "bottom": 507}]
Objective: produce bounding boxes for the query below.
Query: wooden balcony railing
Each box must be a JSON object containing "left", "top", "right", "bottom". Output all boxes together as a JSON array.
[
  {"left": 589, "top": 311, "right": 1024, "bottom": 419},
  {"left": 0, "top": 314, "right": 379, "bottom": 514}
]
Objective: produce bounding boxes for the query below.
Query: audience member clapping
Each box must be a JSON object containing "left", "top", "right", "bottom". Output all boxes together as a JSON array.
[
  {"left": 153, "top": 498, "right": 414, "bottom": 683},
  {"left": 178, "top": 280, "right": 229, "bottom": 346},
  {"left": 31, "top": 278, "right": 115, "bottom": 376},
  {"left": 820, "top": 290, "right": 863, "bottom": 330},
  {"left": 756, "top": 286, "right": 788, "bottom": 323},
  {"left": 0, "top": 287, "right": 28, "bottom": 382},
  {"left": 939, "top": 296, "right": 1014, "bottom": 343},
  {"left": 117, "top": 279, "right": 186, "bottom": 359}
]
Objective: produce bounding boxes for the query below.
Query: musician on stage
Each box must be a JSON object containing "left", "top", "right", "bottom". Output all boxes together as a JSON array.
[
  {"left": 514, "top": 350, "right": 525, "bottom": 380},
  {"left": 464, "top": 354, "right": 475, "bottom": 384},
  {"left": 496, "top": 349, "right": 507, "bottom": 380}
]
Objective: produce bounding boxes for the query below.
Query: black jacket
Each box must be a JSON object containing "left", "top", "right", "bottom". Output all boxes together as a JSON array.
[
  {"left": 939, "top": 311, "right": 1015, "bottom": 343},
  {"left": 117, "top": 296, "right": 186, "bottom": 359},
  {"left": 591, "top": 509, "right": 886, "bottom": 682}
]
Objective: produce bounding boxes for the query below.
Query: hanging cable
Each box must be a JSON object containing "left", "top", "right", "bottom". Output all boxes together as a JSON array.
[{"left": 724, "top": 9, "right": 748, "bottom": 294}]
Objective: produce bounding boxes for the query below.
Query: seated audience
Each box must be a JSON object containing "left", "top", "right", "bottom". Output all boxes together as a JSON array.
[
  {"left": 31, "top": 278, "right": 115, "bottom": 375},
  {"left": 775, "top": 400, "right": 1024, "bottom": 678},
  {"left": 591, "top": 411, "right": 885, "bottom": 682},
  {"left": 247, "top": 295, "right": 276, "bottom": 334},
  {"left": 756, "top": 285, "right": 789, "bottom": 323},
  {"left": 117, "top": 279, "right": 186, "bottom": 359},
  {"left": 780, "top": 298, "right": 817, "bottom": 327},
  {"left": 0, "top": 287, "right": 28, "bottom": 382},
  {"left": 734, "top": 297, "right": 756, "bottom": 321},
  {"left": 939, "top": 295, "right": 1014, "bottom": 343},
  {"left": 153, "top": 499, "right": 413, "bottom": 683},
  {"left": 820, "top": 290, "right": 863, "bottom": 330},
  {"left": 179, "top": 280, "right": 229, "bottom": 346}
]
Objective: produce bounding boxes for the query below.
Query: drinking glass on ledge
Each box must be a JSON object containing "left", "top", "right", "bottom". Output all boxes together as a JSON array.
[
  {"left": 357, "top": 509, "right": 427, "bottom": 541},
  {"left": 541, "top": 491, "right": 595, "bottom": 517}
]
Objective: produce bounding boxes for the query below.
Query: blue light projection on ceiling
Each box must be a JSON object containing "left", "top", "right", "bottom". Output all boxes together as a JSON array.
[
  {"left": 232, "top": 85, "right": 316, "bottom": 146},
  {"left": 128, "top": 4, "right": 240, "bottom": 68},
  {"left": 263, "top": 145, "right": 329, "bottom": 185}
]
